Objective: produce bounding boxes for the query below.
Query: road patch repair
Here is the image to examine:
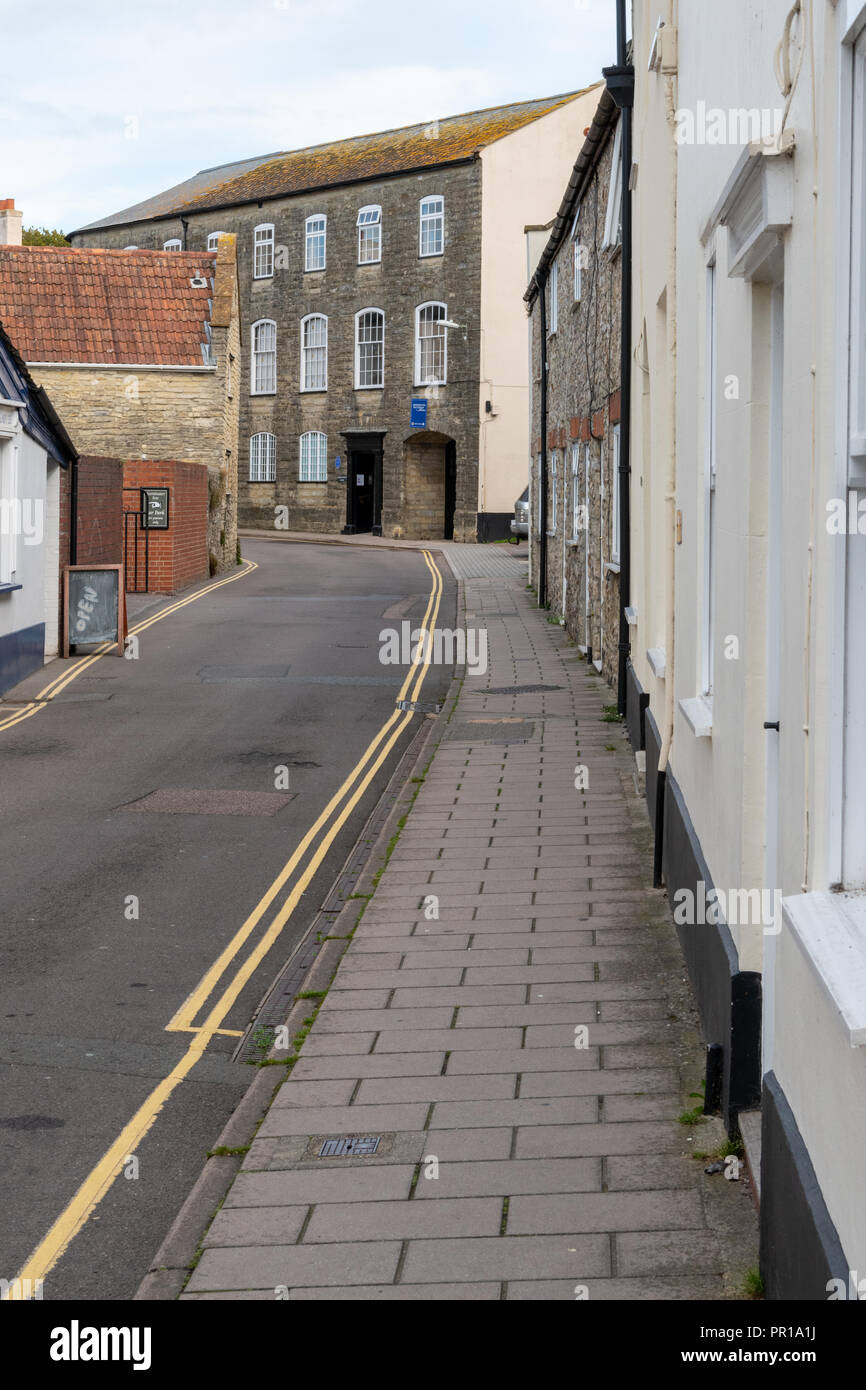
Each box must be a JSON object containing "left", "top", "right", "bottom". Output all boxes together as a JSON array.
[{"left": 138, "top": 571, "right": 758, "bottom": 1301}]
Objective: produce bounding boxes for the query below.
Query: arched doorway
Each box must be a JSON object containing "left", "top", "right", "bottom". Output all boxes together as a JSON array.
[{"left": 400, "top": 429, "right": 456, "bottom": 540}]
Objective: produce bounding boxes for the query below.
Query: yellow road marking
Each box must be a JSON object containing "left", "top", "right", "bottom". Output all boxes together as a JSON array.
[
  {"left": 0, "top": 562, "right": 258, "bottom": 732},
  {"left": 3, "top": 551, "right": 443, "bottom": 1297},
  {"left": 165, "top": 548, "right": 441, "bottom": 1032}
]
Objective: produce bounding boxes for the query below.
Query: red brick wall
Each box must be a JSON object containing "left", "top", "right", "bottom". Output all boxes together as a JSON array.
[
  {"left": 59, "top": 455, "right": 124, "bottom": 567},
  {"left": 122, "top": 460, "right": 208, "bottom": 593}
]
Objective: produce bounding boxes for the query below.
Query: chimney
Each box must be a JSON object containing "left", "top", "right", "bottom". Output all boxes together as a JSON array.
[{"left": 0, "top": 199, "right": 23, "bottom": 246}]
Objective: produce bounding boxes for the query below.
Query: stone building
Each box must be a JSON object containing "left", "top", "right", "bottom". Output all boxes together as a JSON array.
[
  {"left": 68, "top": 91, "right": 601, "bottom": 542},
  {"left": 526, "top": 88, "right": 623, "bottom": 686},
  {"left": 0, "top": 236, "right": 241, "bottom": 579}
]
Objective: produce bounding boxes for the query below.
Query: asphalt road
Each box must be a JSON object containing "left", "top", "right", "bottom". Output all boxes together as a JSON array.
[{"left": 0, "top": 539, "right": 455, "bottom": 1300}]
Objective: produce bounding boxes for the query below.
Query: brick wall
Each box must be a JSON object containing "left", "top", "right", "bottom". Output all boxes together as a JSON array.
[
  {"left": 72, "top": 167, "right": 484, "bottom": 542},
  {"left": 122, "top": 460, "right": 208, "bottom": 593}
]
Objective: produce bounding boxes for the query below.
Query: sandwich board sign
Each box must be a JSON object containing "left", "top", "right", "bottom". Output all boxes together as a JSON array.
[{"left": 63, "top": 564, "right": 127, "bottom": 657}]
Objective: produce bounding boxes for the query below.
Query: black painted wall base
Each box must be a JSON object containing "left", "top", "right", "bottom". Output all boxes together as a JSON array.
[
  {"left": 760, "top": 1072, "right": 849, "bottom": 1300},
  {"left": 476, "top": 511, "right": 513, "bottom": 543},
  {"left": 0, "top": 621, "right": 45, "bottom": 697}
]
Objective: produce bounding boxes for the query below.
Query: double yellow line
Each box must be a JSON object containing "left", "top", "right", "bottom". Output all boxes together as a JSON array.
[
  {"left": 0, "top": 560, "right": 260, "bottom": 734},
  {"left": 4, "top": 549, "right": 443, "bottom": 1297}
]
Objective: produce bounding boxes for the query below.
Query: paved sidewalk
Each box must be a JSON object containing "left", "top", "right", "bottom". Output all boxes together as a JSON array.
[{"left": 182, "top": 572, "right": 741, "bottom": 1300}]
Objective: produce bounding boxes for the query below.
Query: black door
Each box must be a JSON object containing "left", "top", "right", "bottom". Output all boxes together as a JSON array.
[
  {"left": 444, "top": 441, "right": 457, "bottom": 540},
  {"left": 351, "top": 451, "right": 375, "bottom": 532}
]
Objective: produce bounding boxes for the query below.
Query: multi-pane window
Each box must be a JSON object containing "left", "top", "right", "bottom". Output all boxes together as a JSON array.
[
  {"left": 305, "top": 215, "right": 326, "bottom": 271},
  {"left": 415, "top": 302, "right": 447, "bottom": 385},
  {"left": 207, "top": 231, "right": 226, "bottom": 250},
  {"left": 572, "top": 443, "right": 582, "bottom": 538},
  {"left": 703, "top": 263, "right": 717, "bottom": 696},
  {"left": 299, "top": 431, "right": 327, "bottom": 482},
  {"left": 548, "top": 261, "right": 558, "bottom": 334},
  {"left": 549, "top": 452, "right": 558, "bottom": 534},
  {"left": 301, "top": 314, "right": 328, "bottom": 391},
  {"left": 251, "top": 319, "right": 277, "bottom": 395},
  {"left": 357, "top": 205, "right": 382, "bottom": 264},
  {"left": 254, "top": 223, "right": 274, "bottom": 278},
  {"left": 163, "top": 239, "right": 181, "bottom": 251},
  {"left": 249, "top": 432, "right": 276, "bottom": 482},
  {"left": 355, "top": 309, "right": 385, "bottom": 389},
  {"left": 574, "top": 240, "right": 583, "bottom": 301},
  {"left": 611, "top": 425, "right": 621, "bottom": 563},
  {"left": 419, "top": 195, "right": 444, "bottom": 257},
  {"left": 603, "top": 120, "right": 624, "bottom": 249}
]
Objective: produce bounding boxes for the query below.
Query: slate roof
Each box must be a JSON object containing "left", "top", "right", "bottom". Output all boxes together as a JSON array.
[
  {"left": 0, "top": 321, "right": 77, "bottom": 465},
  {"left": 0, "top": 247, "right": 216, "bottom": 366},
  {"left": 73, "top": 88, "right": 600, "bottom": 233}
]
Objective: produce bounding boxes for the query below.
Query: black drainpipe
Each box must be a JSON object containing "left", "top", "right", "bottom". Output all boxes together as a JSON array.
[
  {"left": 180, "top": 216, "right": 190, "bottom": 250},
  {"left": 538, "top": 282, "right": 549, "bottom": 609},
  {"left": 604, "top": 2, "right": 635, "bottom": 717},
  {"left": 70, "top": 457, "right": 79, "bottom": 566}
]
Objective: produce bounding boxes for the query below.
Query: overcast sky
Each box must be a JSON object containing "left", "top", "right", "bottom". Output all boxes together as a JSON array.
[{"left": 2, "top": 0, "right": 617, "bottom": 234}]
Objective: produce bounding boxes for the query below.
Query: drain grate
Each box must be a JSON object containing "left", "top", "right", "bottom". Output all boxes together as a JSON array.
[
  {"left": 475, "top": 684, "right": 563, "bottom": 695},
  {"left": 123, "top": 788, "right": 296, "bottom": 816},
  {"left": 319, "top": 1135, "right": 381, "bottom": 1157},
  {"left": 397, "top": 698, "right": 442, "bottom": 714}
]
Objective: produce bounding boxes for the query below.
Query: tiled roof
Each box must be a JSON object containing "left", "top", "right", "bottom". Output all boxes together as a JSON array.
[
  {"left": 74, "top": 88, "right": 600, "bottom": 232},
  {"left": 0, "top": 247, "right": 216, "bottom": 365}
]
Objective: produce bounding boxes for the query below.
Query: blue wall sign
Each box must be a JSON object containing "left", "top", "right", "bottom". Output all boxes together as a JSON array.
[{"left": 410, "top": 398, "right": 428, "bottom": 429}]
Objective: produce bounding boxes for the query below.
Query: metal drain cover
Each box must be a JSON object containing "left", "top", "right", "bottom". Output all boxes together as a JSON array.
[
  {"left": 318, "top": 1135, "right": 381, "bottom": 1157},
  {"left": 478, "top": 684, "right": 563, "bottom": 695},
  {"left": 124, "top": 788, "right": 296, "bottom": 816}
]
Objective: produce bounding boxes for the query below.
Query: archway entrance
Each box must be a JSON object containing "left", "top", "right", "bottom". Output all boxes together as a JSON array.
[{"left": 401, "top": 429, "right": 456, "bottom": 540}]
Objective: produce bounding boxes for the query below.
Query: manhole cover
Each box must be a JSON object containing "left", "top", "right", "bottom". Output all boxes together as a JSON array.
[
  {"left": 447, "top": 719, "right": 536, "bottom": 744},
  {"left": 318, "top": 1135, "right": 381, "bottom": 1157},
  {"left": 123, "top": 789, "right": 296, "bottom": 816}
]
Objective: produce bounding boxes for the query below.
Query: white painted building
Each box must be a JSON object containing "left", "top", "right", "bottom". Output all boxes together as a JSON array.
[{"left": 627, "top": 0, "right": 866, "bottom": 1298}]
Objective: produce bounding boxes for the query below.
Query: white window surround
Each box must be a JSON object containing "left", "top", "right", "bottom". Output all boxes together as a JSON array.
[
  {"left": 300, "top": 313, "right": 328, "bottom": 392},
  {"left": 207, "top": 231, "right": 227, "bottom": 251},
  {"left": 603, "top": 119, "right": 624, "bottom": 250},
  {"left": 305, "top": 214, "right": 326, "bottom": 272},
  {"left": 254, "top": 223, "right": 275, "bottom": 279},
  {"left": 679, "top": 694, "right": 714, "bottom": 739},
  {"left": 703, "top": 259, "right": 718, "bottom": 697},
  {"left": 419, "top": 194, "right": 444, "bottom": 257},
  {"left": 548, "top": 261, "right": 558, "bottom": 335},
  {"left": 250, "top": 319, "right": 277, "bottom": 396},
  {"left": 647, "top": 647, "right": 666, "bottom": 680},
  {"left": 571, "top": 442, "right": 581, "bottom": 539},
  {"left": 573, "top": 238, "right": 583, "bottom": 302},
  {"left": 611, "top": 423, "right": 621, "bottom": 564},
  {"left": 414, "top": 302, "right": 447, "bottom": 386},
  {"left": 0, "top": 430, "right": 20, "bottom": 585},
  {"left": 548, "top": 451, "right": 558, "bottom": 536},
  {"left": 163, "top": 239, "right": 182, "bottom": 251},
  {"left": 625, "top": 606, "right": 638, "bottom": 626},
  {"left": 354, "top": 308, "right": 385, "bottom": 390},
  {"left": 299, "top": 430, "right": 327, "bottom": 482},
  {"left": 357, "top": 205, "right": 382, "bottom": 264},
  {"left": 249, "top": 432, "right": 276, "bottom": 482},
  {"left": 783, "top": 892, "right": 866, "bottom": 1047},
  {"left": 699, "top": 133, "right": 795, "bottom": 277}
]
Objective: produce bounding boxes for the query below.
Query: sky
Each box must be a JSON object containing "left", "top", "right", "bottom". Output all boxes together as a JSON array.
[{"left": 1, "top": 0, "right": 617, "bottom": 234}]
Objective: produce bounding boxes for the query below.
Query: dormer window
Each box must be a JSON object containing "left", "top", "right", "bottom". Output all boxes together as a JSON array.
[
  {"left": 207, "top": 231, "right": 227, "bottom": 251},
  {"left": 163, "top": 239, "right": 182, "bottom": 252},
  {"left": 357, "top": 206, "right": 382, "bottom": 264}
]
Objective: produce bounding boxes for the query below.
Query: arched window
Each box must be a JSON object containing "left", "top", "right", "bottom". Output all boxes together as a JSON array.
[
  {"left": 254, "top": 223, "right": 274, "bottom": 278},
  {"left": 305, "top": 214, "right": 326, "bottom": 271},
  {"left": 415, "top": 302, "right": 447, "bottom": 385},
  {"left": 207, "top": 231, "right": 227, "bottom": 251},
  {"left": 299, "top": 431, "right": 327, "bottom": 482},
  {"left": 301, "top": 314, "right": 328, "bottom": 392},
  {"left": 419, "top": 195, "right": 444, "bottom": 257},
  {"left": 357, "top": 205, "right": 382, "bottom": 264},
  {"left": 251, "top": 319, "right": 277, "bottom": 395},
  {"left": 355, "top": 309, "right": 384, "bottom": 389},
  {"left": 249, "top": 433, "right": 276, "bottom": 482},
  {"left": 163, "top": 238, "right": 182, "bottom": 251}
]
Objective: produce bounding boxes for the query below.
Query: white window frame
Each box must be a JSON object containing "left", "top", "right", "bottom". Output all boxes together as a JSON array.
[
  {"left": 207, "top": 231, "right": 226, "bottom": 251},
  {"left": 254, "top": 223, "right": 275, "bottom": 279},
  {"left": 702, "top": 261, "right": 717, "bottom": 697},
  {"left": 300, "top": 313, "right": 328, "bottom": 393},
  {"left": 299, "top": 431, "right": 327, "bottom": 482},
  {"left": 571, "top": 442, "right": 582, "bottom": 539},
  {"left": 305, "top": 214, "right": 326, "bottom": 272},
  {"left": 573, "top": 239, "right": 583, "bottom": 302},
  {"left": 414, "top": 302, "right": 448, "bottom": 386},
  {"left": 548, "top": 261, "right": 558, "bottom": 335},
  {"left": 357, "top": 205, "right": 382, "bottom": 264},
  {"left": 250, "top": 318, "right": 277, "bottom": 396},
  {"left": 611, "top": 424, "right": 621, "bottom": 564},
  {"left": 603, "top": 120, "right": 624, "bottom": 250},
  {"left": 0, "top": 433, "right": 20, "bottom": 585},
  {"left": 124, "top": 245, "right": 138, "bottom": 250},
  {"left": 549, "top": 451, "right": 558, "bottom": 536},
  {"left": 354, "top": 308, "right": 385, "bottom": 390},
  {"left": 249, "top": 432, "right": 276, "bottom": 482},
  {"left": 419, "top": 194, "right": 444, "bottom": 258},
  {"left": 163, "top": 238, "right": 181, "bottom": 251}
]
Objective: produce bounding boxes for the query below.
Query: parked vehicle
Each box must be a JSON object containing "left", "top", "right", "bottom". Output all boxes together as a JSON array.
[{"left": 510, "top": 486, "right": 529, "bottom": 541}]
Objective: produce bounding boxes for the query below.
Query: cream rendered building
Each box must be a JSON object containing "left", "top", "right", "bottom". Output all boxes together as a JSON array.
[{"left": 628, "top": 0, "right": 866, "bottom": 1298}]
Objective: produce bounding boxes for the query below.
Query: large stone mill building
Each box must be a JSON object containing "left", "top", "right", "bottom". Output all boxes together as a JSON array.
[{"left": 70, "top": 90, "right": 600, "bottom": 542}]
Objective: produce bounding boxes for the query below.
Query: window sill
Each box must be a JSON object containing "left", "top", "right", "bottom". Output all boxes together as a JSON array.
[
  {"left": 0, "top": 581, "right": 23, "bottom": 594},
  {"left": 605, "top": 560, "right": 621, "bottom": 574},
  {"left": 545, "top": 530, "right": 557, "bottom": 538},
  {"left": 679, "top": 695, "right": 714, "bottom": 739},
  {"left": 248, "top": 478, "right": 276, "bottom": 485},
  {"left": 784, "top": 892, "right": 866, "bottom": 1047},
  {"left": 251, "top": 390, "right": 277, "bottom": 398},
  {"left": 358, "top": 259, "right": 382, "bottom": 267},
  {"left": 647, "top": 646, "right": 666, "bottom": 680},
  {"left": 304, "top": 268, "right": 326, "bottom": 275},
  {"left": 298, "top": 478, "right": 328, "bottom": 485},
  {"left": 625, "top": 606, "right": 638, "bottom": 626},
  {"left": 252, "top": 275, "right": 274, "bottom": 283},
  {"left": 299, "top": 389, "right": 328, "bottom": 395},
  {"left": 413, "top": 383, "right": 446, "bottom": 391},
  {"left": 354, "top": 385, "right": 384, "bottom": 392}
]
